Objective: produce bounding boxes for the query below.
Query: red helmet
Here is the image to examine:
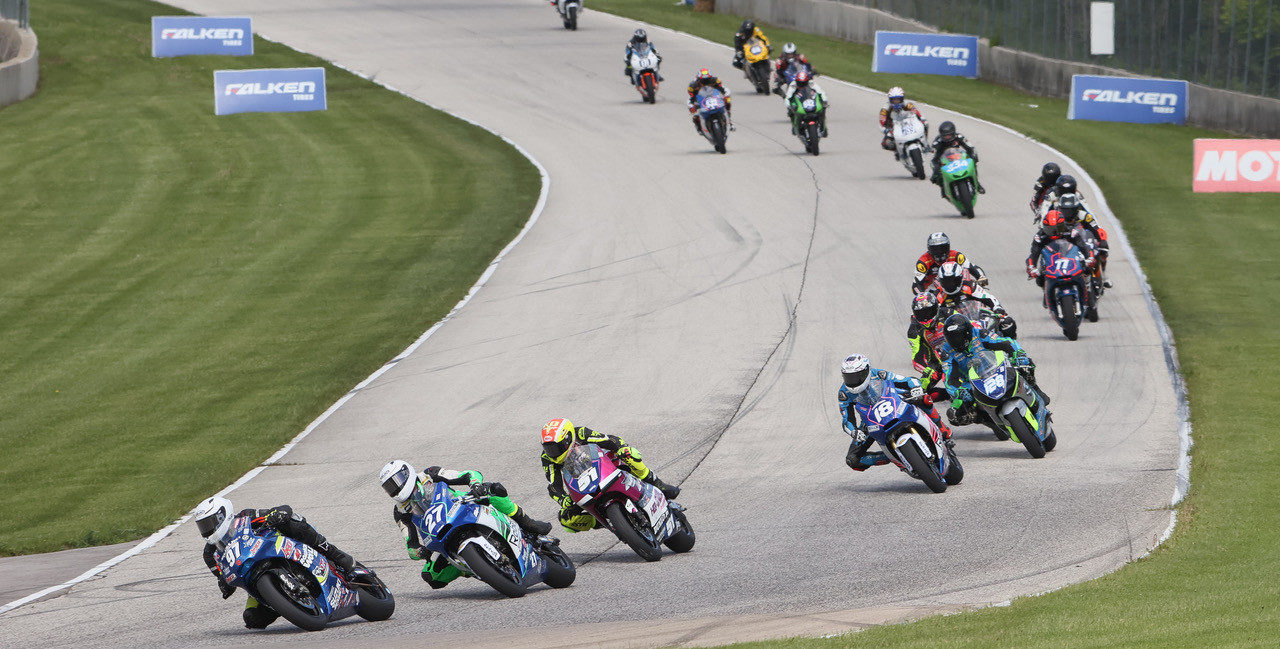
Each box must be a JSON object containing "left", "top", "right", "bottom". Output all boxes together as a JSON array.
[
  {"left": 796, "top": 71, "right": 810, "bottom": 85},
  {"left": 1044, "top": 210, "right": 1064, "bottom": 228},
  {"left": 698, "top": 68, "right": 713, "bottom": 81}
]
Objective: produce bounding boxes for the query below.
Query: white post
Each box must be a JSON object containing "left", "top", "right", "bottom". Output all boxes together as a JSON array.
[{"left": 1091, "top": 2, "right": 1115, "bottom": 56}]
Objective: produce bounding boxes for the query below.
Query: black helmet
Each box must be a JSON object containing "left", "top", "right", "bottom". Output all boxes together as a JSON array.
[
  {"left": 741, "top": 20, "right": 755, "bottom": 34},
  {"left": 1055, "top": 174, "right": 1078, "bottom": 194},
  {"left": 943, "top": 313, "right": 973, "bottom": 351},
  {"left": 926, "top": 231, "right": 950, "bottom": 264},
  {"left": 1057, "top": 193, "right": 1082, "bottom": 223},
  {"left": 1040, "top": 162, "right": 1061, "bottom": 183},
  {"left": 938, "top": 121, "right": 956, "bottom": 138},
  {"left": 632, "top": 28, "right": 648, "bottom": 43},
  {"left": 912, "top": 292, "right": 939, "bottom": 325}
]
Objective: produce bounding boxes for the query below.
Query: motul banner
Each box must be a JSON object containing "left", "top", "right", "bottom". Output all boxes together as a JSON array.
[{"left": 1193, "top": 139, "right": 1280, "bottom": 193}]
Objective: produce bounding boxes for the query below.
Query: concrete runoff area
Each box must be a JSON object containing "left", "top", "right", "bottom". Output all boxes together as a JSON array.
[{"left": 0, "top": 0, "right": 1179, "bottom": 646}]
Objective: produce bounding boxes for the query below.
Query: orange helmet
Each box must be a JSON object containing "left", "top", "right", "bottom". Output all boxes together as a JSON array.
[
  {"left": 698, "top": 68, "right": 713, "bottom": 81},
  {"left": 1043, "top": 210, "right": 1067, "bottom": 235},
  {"left": 540, "top": 418, "right": 575, "bottom": 462}
]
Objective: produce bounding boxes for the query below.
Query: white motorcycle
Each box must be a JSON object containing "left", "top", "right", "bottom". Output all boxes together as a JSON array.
[
  {"left": 629, "top": 44, "right": 660, "bottom": 103},
  {"left": 554, "top": 0, "right": 581, "bottom": 30},
  {"left": 892, "top": 111, "right": 929, "bottom": 179}
]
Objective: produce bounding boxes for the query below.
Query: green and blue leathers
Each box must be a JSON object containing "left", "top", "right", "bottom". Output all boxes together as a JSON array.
[{"left": 937, "top": 327, "right": 1029, "bottom": 406}]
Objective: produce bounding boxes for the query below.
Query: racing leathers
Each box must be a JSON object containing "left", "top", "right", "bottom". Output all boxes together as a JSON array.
[
  {"left": 907, "top": 319, "right": 948, "bottom": 402},
  {"left": 930, "top": 133, "right": 983, "bottom": 197},
  {"left": 879, "top": 102, "right": 927, "bottom": 154},
  {"left": 623, "top": 41, "right": 663, "bottom": 84},
  {"left": 391, "top": 466, "right": 549, "bottom": 589},
  {"left": 1026, "top": 222, "right": 1098, "bottom": 286},
  {"left": 202, "top": 505, "right": 355, "bottom": 629},
  {"left": 688, "top": 75, "right": 732, "bottom": 134},
  {"left": 774, "top": 53, "right": 815, "bottom": 95},
  {"left": 732, "top": 26, "right": 771, "bottom": 68},
  {"left": 543, "top": 426, "right": 680, "bottom": 532},
  {"left": 937, "top": 327, "right": 1043, "bottom": 424},
  {"left": 838, "top": 369, "right": 952, "bottom": 472},
  {"left": 786, "top": 80, "right": 829, "bottom": 136},
  {"left": 913, "top": 249, "right": 985, "bottom": 294}
]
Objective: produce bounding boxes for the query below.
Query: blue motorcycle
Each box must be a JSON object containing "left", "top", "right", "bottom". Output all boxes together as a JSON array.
[
  {"left": 411, "top": 482, "right": 575, "bottom": 598},
  {"left": 695, "top": 87, "right": 730, "bottom": 154},
  {"left": 963, "top": 348, "right": 1056, "bottom": 458},
  {"left": 1038, "top": 238, "right": 1095, "bottom": 341},
  {"left": 214, "top": 515, "right": 394, "bottom": 631},
  {"left": 856, "top": 377, "right": 963, "bottom": 493}
]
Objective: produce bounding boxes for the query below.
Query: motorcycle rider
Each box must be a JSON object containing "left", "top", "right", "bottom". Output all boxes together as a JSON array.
[
  {"left": 195, "top": 496, "right": 358, "bottom": 629},
  {"left": 732, "top": 19, "right": 771, "bottom": 69},
  {"left": 623, "top": 28, "right": 663, "bottom": 84},
  {"left": 1026, "top": 209, "right": 1099, "bottom": 288},
  {"left": 1029, "top": 162, "right": 1062, "bottom": 216},
  {"left": 773, "top": 42, "right": 815, "bottom": 95},
  {"left": 378, "top": 460, "right": 553, "bottom": 589},
  {"left": 935, "top": 262, "right": 1017, "bottom": 339},
  {"left": 687, "top": 68, "right": 733, "bottom": 136},
  {"left": 541, "top": 418, "right": 681, "bottom": 532},
  {"left": 929, "top": 121, "right": 984, "bottom": 199},
  {"left": 1054, "top": 192, "right": 1112, "bottom": 288},
  {"left": 912, "top": 231, "right": 986, "bottom": 294},
  {"left": 838, "top": 354, "right": 952, "bottom": 473},
  {"left": 786, "top": 71, "right": 829, "bottom": 137},
  {"left": 907, "top": 292, "right": 949, "bottom": 403},
  {"left": 937, "top": 314, "right": 1044, "bottom": 426},
  {"left": 878, "top": 86, "right": 927, "bottom": 159}
]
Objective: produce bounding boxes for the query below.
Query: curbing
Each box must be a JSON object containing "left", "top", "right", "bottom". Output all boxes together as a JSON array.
[{"left": 0, "top": 38, "right": 551, "bottom": 617}]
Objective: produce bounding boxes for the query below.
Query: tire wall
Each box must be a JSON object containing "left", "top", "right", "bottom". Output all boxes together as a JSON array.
[{"left": 0, "top": 20, "right": 37, "bottom": 109}]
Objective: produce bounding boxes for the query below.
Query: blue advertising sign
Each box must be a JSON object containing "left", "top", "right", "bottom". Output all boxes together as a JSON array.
[
  {"left": 1068, "top": 75, "right": 1187, "bottom": 125},
  {"left": 872, "top": 31, "right": 979, "bottom": 78},
  {"left": 214, "top": 68, "right": 327, "bottom": 116},
  {"left": 152, "top": 16, "right": 253, "bottom": 58}
]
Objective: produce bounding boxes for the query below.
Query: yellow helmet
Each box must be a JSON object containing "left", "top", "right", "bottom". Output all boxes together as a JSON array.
[{"left": 541, "top": 418, "right": 575, "bottom": 462}]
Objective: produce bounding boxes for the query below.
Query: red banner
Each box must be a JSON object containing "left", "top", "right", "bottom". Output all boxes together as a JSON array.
[{"left": 1193, "top": 139, "right": 1280, "bottom": 193}]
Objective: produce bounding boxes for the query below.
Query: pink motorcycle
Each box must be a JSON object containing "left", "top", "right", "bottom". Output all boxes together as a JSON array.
[{"left": 561, "top": 443, "right": 695, "bottom": 561}]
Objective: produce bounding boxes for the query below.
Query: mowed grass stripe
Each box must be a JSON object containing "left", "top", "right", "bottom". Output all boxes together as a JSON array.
[{"left": 0, "top": 0, "right": 539, "bottom": 555}]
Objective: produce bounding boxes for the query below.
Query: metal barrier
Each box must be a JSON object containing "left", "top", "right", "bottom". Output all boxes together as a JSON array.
[
  {"left": 0, "top": 0, "right": 28, "bottom": 28},
  {"left": 841, "top": 0, "right": 1280, "bottom": 99}
]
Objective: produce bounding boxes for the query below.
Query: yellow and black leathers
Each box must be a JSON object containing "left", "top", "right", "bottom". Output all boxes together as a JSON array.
[{"left": 542, "top": 425, "right": 668, "bottom": 532}]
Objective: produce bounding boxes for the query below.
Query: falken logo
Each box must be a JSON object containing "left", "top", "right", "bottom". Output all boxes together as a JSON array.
[
  {"left": 224, "top": 81, "right": 316, "bottom": 96},
  {"left": 161, "top": 28, "right": 244, "bottom": 40},
  {"left": 1080, "top": 89, "right": 1179, "bottom": 106},
  {"left": 884, "top": 44, "right": 970, "bottom": 59}
]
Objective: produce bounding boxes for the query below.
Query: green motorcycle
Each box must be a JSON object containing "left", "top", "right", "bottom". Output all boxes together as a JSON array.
[
  {"left": 938, "top": 146, "right": 978, "bottom": 218},
  {"left": 788, "top": 86, "right": 826, "bottom": 156}
]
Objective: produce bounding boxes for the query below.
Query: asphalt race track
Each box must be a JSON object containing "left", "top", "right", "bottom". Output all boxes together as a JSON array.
[{"left": 0, "top": 1, "right": 1180, "bottom": 647}]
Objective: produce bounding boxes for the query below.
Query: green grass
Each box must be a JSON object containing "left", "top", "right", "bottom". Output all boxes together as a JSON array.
[
  {"left": 0, "top": 0, "right": 539, "bottom": 555},
  {"left": 592, "top": 2, "right": 1280, "bottom": 647}
]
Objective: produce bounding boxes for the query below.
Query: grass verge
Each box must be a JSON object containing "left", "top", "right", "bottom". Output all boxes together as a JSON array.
[
  {"left": 0, "top": 0, "right": 539, "bottom": 555},
  {"left": 592, "top": 1, "right": 1279, "bottom": 647}
]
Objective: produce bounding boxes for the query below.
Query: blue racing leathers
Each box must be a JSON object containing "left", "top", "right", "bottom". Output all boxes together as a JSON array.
[
  {"left": 837, "top": 369, "right": 927, "bottom": 471},
  {"left": 937, "top": 327, "right": 1032, "bottom": 408}
]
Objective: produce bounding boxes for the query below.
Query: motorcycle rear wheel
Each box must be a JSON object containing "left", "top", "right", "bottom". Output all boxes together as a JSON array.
[
  {"left": 605, "top": 501, "right": 663, "bottom": 561},
  {"left": 459, "top": 544, "right": 528, "bottom": 598},
  {"left": 254, "top": 571, "right": 328, "bottom": 631},
  {"left": 899, "top": 442, "right": 947, "bottom": 493}
]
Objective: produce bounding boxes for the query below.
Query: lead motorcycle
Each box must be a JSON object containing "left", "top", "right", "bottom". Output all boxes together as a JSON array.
[
  {"left": 695, "top": 86, "right": 730, "bottom": 154},
  {"left": 961, "top": 349, "right": 1056, "bottom": 458},
  {"left": 561, "top": 442, "right": 695, "bottom": 561},
  {"left": 553, "top": 0, "right": 581, "bottom": 30},
  {"left": 629, "top": 43, "right": 660, "bottom": 103},
  {"left": 891, "top": 110, "right": 929, "bottom": 179},
  {"left": 214, "top": 515, "right": 394, "bottom": 631},
  {"left": 411, "top": 481, "right": 576, "bottom": 598},
  {"left": 742, "top": 36, "right": 771, "bottom": 94},
  {"left": 855, "top": 377, "right": 963, "bottom": 493}
]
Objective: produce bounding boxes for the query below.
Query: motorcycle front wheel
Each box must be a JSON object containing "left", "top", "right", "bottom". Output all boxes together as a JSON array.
[
  {"left": 459, "top": 544, "right": 528, "bottom": 598},
  {"left": 909, "top": 148, "right": 925, "bottom": 179},
  {"left": 353, "top": 569, "right": 395, "bottom": 621},
  {"left": 663, "top": 508, "right": 696, "bottom": 553},
  {"left": 254, "top": 570, "right": 328, "bottom": 631},
  {"left": 805, "top": 122, "right": 821, "bottom": 156},
  {"left": 541, "top": 543, "right": 577, "bottom": 588},
  {"left": 1008, "top": 412, "right": 1047, "bottom": 458},
  {"left": 605, "top": 501, "right": 662, "bottom": 561},
  {"left": 898, "top": 442, "right": 947, "bottom": 493}
]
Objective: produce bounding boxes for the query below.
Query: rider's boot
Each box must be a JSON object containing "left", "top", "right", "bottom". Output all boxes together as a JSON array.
[
  {"left": 321, "top": 544, "right": 356, "bottom": 575},
  {"left": 511, "top": 506, "right": 553, "bottom": 536},
  {"left": 243, "top": 596, "right": 280, "bottom": 629},
  {"left": 644, "top": 473, "right": 681, "bottom": 500},
  {"left": 691, "top": 115, "right": 703, "bottom": 136}
]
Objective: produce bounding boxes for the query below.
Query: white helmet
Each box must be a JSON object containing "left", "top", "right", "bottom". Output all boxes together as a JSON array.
[
  {"left": 938, "top": 261, "right": 965, "bottom": 295},
  {"left": 841, "top": 354, "right": 871, "bottom": 392},
  {"left": 194, "top": 496, "right": 235, "bottom": 545},
  {"left": 888, "top": 86, "right": 905, "bottom": 105},
  {"left": 379, "top": 460, "right": 418, "bottom": 503},
  {"left": 782, "top": 42, "right": 797, "bottom": 55}
]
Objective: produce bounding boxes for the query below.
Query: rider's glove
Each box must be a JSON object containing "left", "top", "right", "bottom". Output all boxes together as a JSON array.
[
  {"left": 482, "top": 481, "right": 507, "bottom": 497},
  {"left": 468, "top": 483, "right": 492, "bottom": 498},
  {"left": 218, "top": 579, "right": 235, "bottom": 599},
  {"left": 264, "top": 507, "right": 291, "bottom": 527},
  {"left": 1014, "top": 354, "right": 1034, "bottom": 368}
]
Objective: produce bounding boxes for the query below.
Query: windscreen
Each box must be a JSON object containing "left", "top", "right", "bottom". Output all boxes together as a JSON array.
[{"left": 563, "top": 443, "right": 599, "bottom": 478}]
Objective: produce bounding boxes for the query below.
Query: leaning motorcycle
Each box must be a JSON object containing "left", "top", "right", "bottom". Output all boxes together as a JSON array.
[
  {"left": 742, "top": 37, "right": 771, "bottom": 94},
  {"left": 695, "top": 87, "right": 730, "bottom": 154},
  {"left": 629, "top": 43, "right": 660, "bottom": 103},
  {"left": 561, "top": 442, "right": 695, "bottom": 561},
  {"left": 554, "top": 0, "right": 581, "bottom": 30},
  {"left": 891, "top": 111, "right": 929, "bottom": 179},
  {"left": 1036, "top": 238, "right": 1096, "bottom": 341},
  {"left": 411, "top": 481, "right": 576, "bottom": 598},
  {"left": 789, "top": 86, "right": 826, "bottom": 156},
  {"left": 214, "top": 515, "right": 394, "bottom": 631},
  {"left": 938, "top": 147, "right": 978, "bottom": 218},
  {"left": 856, "top": 378, "right": 963, "bottom": 493},
  {"left": 962, "top": 349, "right": 1056, "bottom": 458}
]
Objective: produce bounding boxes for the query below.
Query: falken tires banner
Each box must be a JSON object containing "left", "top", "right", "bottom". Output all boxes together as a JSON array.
[
  {"left": 1067, "top": 74, "right": 1187, "bottom": 125},
  {"left": 871, "top": 31, "right": 979, "bottom": 78},
  {"left": 152, "top": 16, "right": 253, "bottom": 58},
  {"left": 214, "top": 68, "right": 327, "bottom": 116},
  {"left": 1193, "top": 139, "right": 1280, "bottom": 193}
]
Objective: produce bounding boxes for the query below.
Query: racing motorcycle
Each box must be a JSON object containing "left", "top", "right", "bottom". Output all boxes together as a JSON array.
[
  {"left": 938, "top": 146, "right": 978, "bottom": 218},
  {"left": 855, "top": 377, "right": 963, "bottom": 493},
  {"left": 410, "top": 481, "right": 575, "bottom": 598},
  {"left": 961, "top": 349, "right": 1056, "bottom": 458},
  {"left": 629, "top": 43, "right": 660, "bottom": 103},
  {"left": 553, "top": 0, "right": 581, "bottom": 30},
  {"left": 561, "top": 442, "right": 695, "bottom": 561},
  {"left": 695, "top": 86, "right": 730, "bottom": 154},
  {"left": 213, "top": 514, "right": 394, "bottom": 631},
  {"left": 891, "top": 111, "right": 929, "bottom": 179},
  {"left": 788, "top": 85, "right": 826, "bottom": 156},
  {"left": 1035, "top": 237, "right": 1097, "bottom": 341},
  {"left": 742, "top": 36, "right": 771, "bottom": 94}
]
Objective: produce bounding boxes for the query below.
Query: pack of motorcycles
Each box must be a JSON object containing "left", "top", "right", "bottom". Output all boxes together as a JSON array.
[{"left": 217, "top": 8, "right": 1109, "bottom": 631}]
